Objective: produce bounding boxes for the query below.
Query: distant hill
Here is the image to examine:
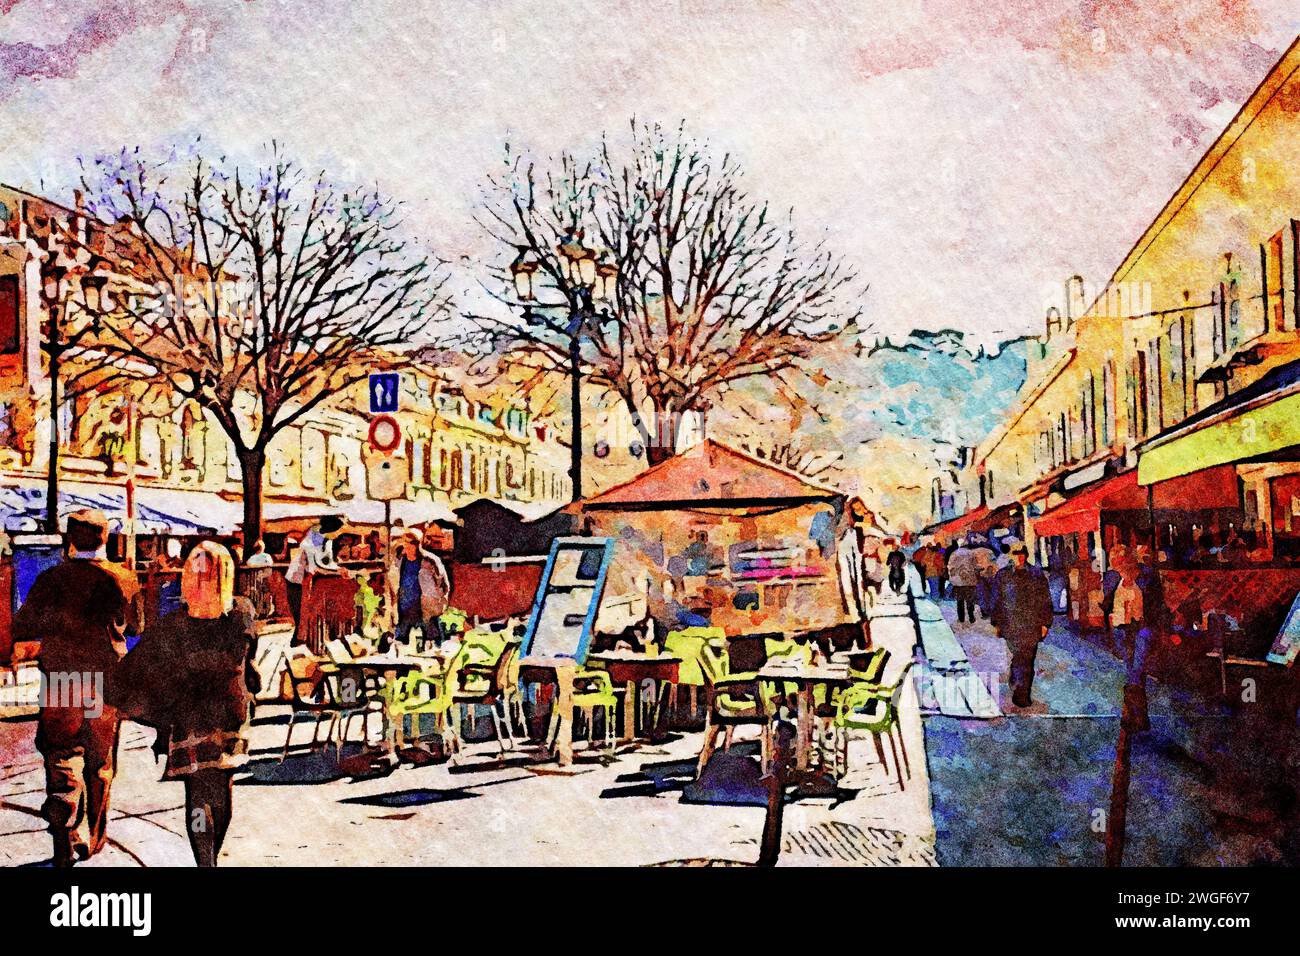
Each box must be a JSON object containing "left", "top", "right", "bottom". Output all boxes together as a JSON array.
[{"left": 863, "top": 328, "right": 1031, "bottom": 466}]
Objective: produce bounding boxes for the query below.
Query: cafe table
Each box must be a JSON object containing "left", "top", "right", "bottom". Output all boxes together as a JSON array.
[
  {"left": 518, "top": 656, "right": 578, "bottom": 767},
  {"left": 585, "top": 651, "right": 681, "bottom": 743},
  {"left": 755, "top": 660, "right": 853, "bottom": 775}
]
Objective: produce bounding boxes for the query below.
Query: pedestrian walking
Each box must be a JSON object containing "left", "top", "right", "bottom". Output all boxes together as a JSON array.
[
  {"left": 836, "top": 498, "right": 869, "bottom": 624},
  {"left": 11, "top": 510, "right": 143, "bottom": 866},
  {"left": 108, "top": 542, "right": 259, "bottom": 867},
  {"left": 284, "top": 515, "right": 344, "bottom": 632},
  {"left": 974, "top": 540, "right": 998, "bottom": 620},
  {"left": 991, "top": 542, "right": 1054, "bottom": 708},
  {"left": 417, "top": 525, "right": 453, "bottom": 645},
  {"left": 947, "top": 537, "right": 981, "bottom": 624},
  {"left": 912, "top": 539, "right": 946, "bottom": 602},
  {"left": 1117, "top": 546, "right": 1166, "bottom": 733},
  {"left": 1100, "top": 544, "right": 1129, "bottom": 655}
]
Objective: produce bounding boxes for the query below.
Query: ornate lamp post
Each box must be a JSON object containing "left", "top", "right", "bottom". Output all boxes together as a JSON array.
[
  {"left": 510, "top": 235, "right": 616, "bottom": 502},
  {"left": 38, "top": 255, "right": 112, "bottom": 532}
]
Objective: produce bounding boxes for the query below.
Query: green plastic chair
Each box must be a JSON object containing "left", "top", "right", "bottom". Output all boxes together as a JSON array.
[
  {"left": 555, "top": 668, "right": 619, "bottom": 752},
  {"left": 832, "top": 660, "right": 914, "bottom": 790},
  {"left": 454, "top": 637, "right": 524, "bottom": 756},
  {"left": 387, "top": 656, "right": 463, "bottom": 761},
  {"left": 664, "top": 626, "right": 724, "bottom": 724},
  {"left": 695, "top": 636, "right": 772, "bottom": 778}
]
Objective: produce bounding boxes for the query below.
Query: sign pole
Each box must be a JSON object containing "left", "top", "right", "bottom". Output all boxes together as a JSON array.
[
  {"left": 384, "top": 497, "right": 394, "bottom": 639},
  {"left": 125, "top": 397, "right": 137, "bottom": 570}
]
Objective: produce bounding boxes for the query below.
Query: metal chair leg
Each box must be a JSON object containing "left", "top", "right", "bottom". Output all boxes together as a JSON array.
[
  {"left": 281, "top": 711, "right": 299, "bottom": 763},
  {"left": 893, "top": 723, "right": 911, "bottom": 779},
  {"left": 887, "top": 730, "right": 905, "bottom": 791}
]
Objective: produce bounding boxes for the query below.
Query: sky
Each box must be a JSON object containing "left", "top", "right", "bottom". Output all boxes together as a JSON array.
[{"left": 3, "top": 0, "right": 1300, "bottom": 345}]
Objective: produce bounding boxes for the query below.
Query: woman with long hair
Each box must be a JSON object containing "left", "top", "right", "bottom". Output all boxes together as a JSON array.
[{"left": 121, "top": 541, "right": 260, "bottom": 866}]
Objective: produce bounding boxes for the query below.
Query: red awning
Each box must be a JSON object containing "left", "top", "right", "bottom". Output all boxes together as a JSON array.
[
  {"left": 1033, "top": 471, "right": 1143, "bottom": 538},
  {"left": 1151, "top": 464, "right": 1240, "bottom": 510},
  {"left": 1033, "top": 465, "right": 1241, "bottom": 538},
  {"left": 928, "top": 506, "right": 989, "bottom": 541}
]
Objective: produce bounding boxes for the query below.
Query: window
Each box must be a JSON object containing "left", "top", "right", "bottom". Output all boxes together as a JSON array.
[
  {"left": 301, "top": 429, "right": 325, "bottom": 490},
  {"left": 1101, "top": 361, "right": 1115, "bottom": 448},
  {"left": 1268, "top": 231, "right": 1285, "bottom": 332},
  {"left": 422, "top": 440, "right": 432, "bottom": 485},
  {"left": 1131, "top": 350, "right": 1150, "bottom": 439},
  {"left": 0, "top": 275, "right": 18, "bottom": 355},
  {"left": 1081, "top": 374, "right": 1097, "bottom": 458},
  {"left": 450, "top": 449, "right": 463, "bottom": 490},
  {"left": 1167, "top": 318, "right": 1190, "bottom": 421},
  {"left": 1149, "top": 340, "right": 1164, "bottom": 432}
]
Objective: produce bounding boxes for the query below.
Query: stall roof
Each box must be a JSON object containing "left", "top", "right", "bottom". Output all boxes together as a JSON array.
[
  {"left": 0, "top": 480, "right": 241, "bottom": 534},
  {"left": 569, "top": 440, "right": 842, "bottom": 511}
]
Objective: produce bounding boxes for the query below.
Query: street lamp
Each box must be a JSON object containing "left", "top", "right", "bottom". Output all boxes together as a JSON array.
[
  {"left": 509, "top": 247, "right": 538, "bottom": 302},
  {"left": 38, "top": 257, "right": 113, "bottom": 533},
  {"left": 509, "top": 232, "right": 616, "bottom": 502}
]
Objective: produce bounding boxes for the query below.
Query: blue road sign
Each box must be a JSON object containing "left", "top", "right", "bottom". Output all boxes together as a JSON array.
[{"left": 368, "top": 372, "right": 400, "bottom": 413}]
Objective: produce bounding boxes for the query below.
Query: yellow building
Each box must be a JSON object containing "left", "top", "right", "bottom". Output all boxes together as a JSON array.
[{"left": 948, "top": 35, "right": 1300, "bottom": 575}]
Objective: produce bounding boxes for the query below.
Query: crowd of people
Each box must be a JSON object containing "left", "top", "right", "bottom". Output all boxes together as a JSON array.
[{"left": 837, "top": 496, "right": 1163, "bottom": 716}]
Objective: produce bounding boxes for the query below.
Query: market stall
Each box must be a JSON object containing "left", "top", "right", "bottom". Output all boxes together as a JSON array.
[{"left": 569, "top": 440, "right": 848, "bottom": 637}]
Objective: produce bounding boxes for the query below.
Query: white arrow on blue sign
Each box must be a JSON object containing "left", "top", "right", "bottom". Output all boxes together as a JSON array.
[{"left": 369, "top": 372, "right": 400, "bottom": 414}]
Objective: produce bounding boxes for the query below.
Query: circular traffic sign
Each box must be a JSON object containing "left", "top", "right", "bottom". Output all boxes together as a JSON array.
[{"left": 368, "top": 414, "right": 402, "bottom": 453}]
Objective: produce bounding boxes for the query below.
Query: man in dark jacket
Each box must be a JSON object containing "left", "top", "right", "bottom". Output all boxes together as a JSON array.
[
  {"left": 12, "top": 510, "right": 142, "bottom": 866},
  {"left": 991, "top": 542, "right": 1054, "bottom": 708}
]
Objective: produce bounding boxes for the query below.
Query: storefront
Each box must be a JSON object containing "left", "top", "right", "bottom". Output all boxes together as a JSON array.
[{"left": 1134, "top": 362, "right": 1300, "bottom": 661}]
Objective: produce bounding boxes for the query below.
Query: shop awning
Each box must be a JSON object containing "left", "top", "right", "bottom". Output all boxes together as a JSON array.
[
  {"left": 1138, "top": 359, "right": 1300, "bottom": 485},
  {"left": 927, "top": 506, "right": 989, "bottom": 540},
  {"left": 972, "top": 501, "right": 1022, "bottom": 534},
  {"left": 1033, "top": 471, "right": 1143, "bottom": 538},
  {"left": 1034, "top": 465, "right": 1242, "bottom": 537},
  {"left": 0, "top": 480, "right": 240, "bottom": 534}
]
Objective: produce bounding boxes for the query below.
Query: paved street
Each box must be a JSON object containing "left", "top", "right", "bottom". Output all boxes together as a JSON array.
[
  {"left": 925, "top": 603, "right": 1300, "bottom": 866},
  {"left": 0, "top": 675, "right": 935, "bottom": 867}
]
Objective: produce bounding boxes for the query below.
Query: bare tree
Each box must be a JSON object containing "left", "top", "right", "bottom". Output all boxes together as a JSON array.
[
  {"left": 70, "top": 144, "right": 453, "bottom": 549},
  {"left": 469, "top": 121, "right": 863, "bottom": 466}
]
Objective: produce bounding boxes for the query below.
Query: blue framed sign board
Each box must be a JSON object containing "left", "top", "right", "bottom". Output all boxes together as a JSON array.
[{"left": 519, "top": 537, "right": 615, "bottom": 664}]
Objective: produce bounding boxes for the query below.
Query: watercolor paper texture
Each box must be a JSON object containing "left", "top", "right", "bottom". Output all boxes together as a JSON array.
[{"left": 0, "top": 1, "right": 1299, "bottom": 871}]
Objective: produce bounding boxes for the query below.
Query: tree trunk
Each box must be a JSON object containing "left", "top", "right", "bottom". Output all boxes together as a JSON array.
[
  {"left": 644, "top": 402, "right": 677, "bottom": 465},
  {"left": 238, "top": 447, "right": 266, "bottom": 554}
]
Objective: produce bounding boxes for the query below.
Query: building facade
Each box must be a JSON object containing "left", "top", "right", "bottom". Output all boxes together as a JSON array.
[
  {"left": 0, "top": 184, "right": 572, "bottom": 539},
  {"left": 932, "top": 36, "right": 1300, "bottom": 637}
]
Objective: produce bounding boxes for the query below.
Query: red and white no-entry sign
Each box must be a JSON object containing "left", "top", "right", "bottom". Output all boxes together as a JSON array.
[{"left": 368, "top": 414, "right": 402, "bottom": 453}]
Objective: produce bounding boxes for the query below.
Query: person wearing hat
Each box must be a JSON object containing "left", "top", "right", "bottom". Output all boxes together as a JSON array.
[
  {"left": 284, "top": 515, "right": 344, "bottom": 632},
  {"left": 12, "top": 509, "right": 143, "bottom": 866},
  {"left": 990, "top": 542, "right": 1054, "bottom": 708}
]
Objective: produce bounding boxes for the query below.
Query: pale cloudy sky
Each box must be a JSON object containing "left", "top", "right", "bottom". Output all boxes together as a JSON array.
[{"left": 3, "top": 0, "right": 1300, "bottom": 343}]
